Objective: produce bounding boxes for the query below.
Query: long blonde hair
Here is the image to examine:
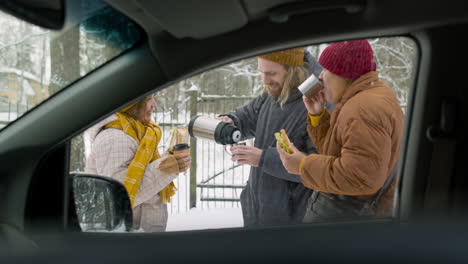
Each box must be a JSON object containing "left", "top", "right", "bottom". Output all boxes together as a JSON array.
[
  {"left": 124, "top": 100, "right": 145, "bottom": 120},
  {"left": 124, "top": 95, "right": 154, "bottom": 121},
  {"left": 264, "top": 64, "right": 309, "bottom": 107}
]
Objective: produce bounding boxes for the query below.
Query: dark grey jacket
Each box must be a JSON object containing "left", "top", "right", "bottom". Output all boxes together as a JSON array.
[{"left": 227, "top": 90, "right": 317, "bottom": 227}]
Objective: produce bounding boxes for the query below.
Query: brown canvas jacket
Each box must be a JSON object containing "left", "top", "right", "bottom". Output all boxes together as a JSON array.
[{"left": 300, "top": 71, "right": 404, "bottom": 216}]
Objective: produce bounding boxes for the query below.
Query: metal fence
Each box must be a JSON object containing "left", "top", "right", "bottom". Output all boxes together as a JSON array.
[{"left": 155, "top": 90, "right": 257, "bottom": 214}]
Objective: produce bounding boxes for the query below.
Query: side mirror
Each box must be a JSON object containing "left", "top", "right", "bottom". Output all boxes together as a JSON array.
[{"left": 70, "top": 173, "right": 133, "bottom": 232}]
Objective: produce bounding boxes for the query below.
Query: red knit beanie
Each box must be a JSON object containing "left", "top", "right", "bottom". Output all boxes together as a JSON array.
[{"left": 318, "top": 40, "right": 376, "bottom": 80}]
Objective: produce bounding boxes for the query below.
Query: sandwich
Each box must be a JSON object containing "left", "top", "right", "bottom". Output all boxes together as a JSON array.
[{"left": 274, "top": 129, "right": 293, "bottom": 154}]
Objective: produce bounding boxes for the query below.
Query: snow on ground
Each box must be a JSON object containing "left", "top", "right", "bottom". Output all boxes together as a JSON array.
[
  {"left": 0, "top": 112, "right": 18, "bottom": 120},
  {"left": 166, "top": 207, "right": 243, "bottom": 232}
]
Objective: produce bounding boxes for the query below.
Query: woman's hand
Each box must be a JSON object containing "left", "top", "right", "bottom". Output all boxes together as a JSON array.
[
  {"left": 276, "top": 142, "right": 305, "bottom": 175},
  {"left": 158, "top": 155, "right": 179, "bottom": 174},
  {"left": 158, "top": 153, "right": 191, "bottom": 174},
  {"left": 303, "top": 91, "right": 325, "bottom": 116}
]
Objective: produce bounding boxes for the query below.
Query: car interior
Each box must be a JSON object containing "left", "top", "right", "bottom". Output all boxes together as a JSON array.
[{"left": 1, "top": 0, "right": 468, "bottom": 262}]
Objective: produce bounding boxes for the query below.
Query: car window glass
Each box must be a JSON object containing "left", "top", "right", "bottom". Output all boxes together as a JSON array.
[
  {"left": 70, "top": 37, "right": 417, "bottom": 232},
  {"left": 0, "top": 0, "right": 142, "bottom": 130}
]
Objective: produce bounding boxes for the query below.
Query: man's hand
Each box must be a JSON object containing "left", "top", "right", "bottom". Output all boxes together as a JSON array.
[
  {"left": 230, "top": 145, "right": 263, "bottom": 167},
  {"left": 276, "top": 142, "right": 305, "bottom": 175},
  {"left": 216, "top": 115, "right": 234, "bottom": 124}
]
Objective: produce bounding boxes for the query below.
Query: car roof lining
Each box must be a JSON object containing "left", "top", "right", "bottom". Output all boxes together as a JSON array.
[
  {"left": 105, "top": 0, "right": 299, "bottom": 39},
  {"left": 104, "top": 0, "right": 468, "bottom": 80}
]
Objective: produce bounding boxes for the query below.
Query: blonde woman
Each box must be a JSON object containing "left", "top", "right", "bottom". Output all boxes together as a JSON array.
[{"left": 85, "top": 94, "right": 191, "bottom": 232}]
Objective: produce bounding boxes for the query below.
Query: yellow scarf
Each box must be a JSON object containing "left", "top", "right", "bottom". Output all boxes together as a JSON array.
[{"left": 105, "top": 112, "right": 177, "bottom": 207}]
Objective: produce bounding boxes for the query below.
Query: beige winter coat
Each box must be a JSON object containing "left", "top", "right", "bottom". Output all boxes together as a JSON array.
[
  {"left": 301, "top": 72, "right": 404, "bottom": 216},
  {"left": 85, "top": 115, "right": 178, "bottom": 232}
]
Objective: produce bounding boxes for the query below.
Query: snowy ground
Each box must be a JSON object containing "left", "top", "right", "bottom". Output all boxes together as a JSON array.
[{"left": 166, "top": 207, "right": 243, "bottom": 232}]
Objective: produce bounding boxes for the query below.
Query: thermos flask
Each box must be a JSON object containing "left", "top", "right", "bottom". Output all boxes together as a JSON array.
[{"left": 188, "top": 115, "right": 241, "bottom": 145}]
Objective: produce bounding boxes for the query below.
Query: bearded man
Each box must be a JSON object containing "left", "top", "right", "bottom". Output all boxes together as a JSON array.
[{"left": 218, "top": 48, "right": 319, "bottom": 227}]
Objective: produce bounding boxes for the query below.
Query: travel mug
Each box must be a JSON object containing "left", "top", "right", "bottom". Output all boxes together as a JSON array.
[{"left": 298, "top": 74, "right": 323, "bottom": 98}]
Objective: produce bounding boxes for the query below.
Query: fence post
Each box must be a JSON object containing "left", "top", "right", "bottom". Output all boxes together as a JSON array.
[{"left": 188, "top": 89, "right": 198, "bottom": 208}]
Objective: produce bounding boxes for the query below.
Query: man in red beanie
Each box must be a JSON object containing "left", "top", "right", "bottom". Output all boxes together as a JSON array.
[{"left": 277, "top": 40, "right": 404, "bottom": 222}]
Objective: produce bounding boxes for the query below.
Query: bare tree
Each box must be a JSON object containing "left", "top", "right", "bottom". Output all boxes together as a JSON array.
[{"left": 50, "top": 27, "right": 83, "bottom": 171}]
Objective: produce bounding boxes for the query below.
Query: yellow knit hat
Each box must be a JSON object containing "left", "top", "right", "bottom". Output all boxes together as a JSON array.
[{"left": 258, "top": 48, "right": 304, "bottom": 66}]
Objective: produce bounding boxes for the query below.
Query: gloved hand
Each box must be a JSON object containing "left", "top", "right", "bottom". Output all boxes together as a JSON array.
[
  {"left": 157, "top": 155, "right": 179, "bottom": 175},
  {"left": 174, "top": 152, "right": 191, "bottom": 173},
  {"left": 157, "top": 153, "right": 191, "bottom": 174}
]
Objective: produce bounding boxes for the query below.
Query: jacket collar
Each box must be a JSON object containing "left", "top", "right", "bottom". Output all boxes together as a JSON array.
[
  {"left": 340, "top": 71, "right": 379, "bottom": 105},
  {"left": 329, "top": 71, "right": 380, "bottom": 126}
]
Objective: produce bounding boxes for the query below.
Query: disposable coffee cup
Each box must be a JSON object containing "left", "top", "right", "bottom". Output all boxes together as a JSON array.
[
  {"left": 298, "top": 74, "right": 323, "bottom": 98},
  {"left": 172, "top": 143, "right": 190, "bottom": 155}
]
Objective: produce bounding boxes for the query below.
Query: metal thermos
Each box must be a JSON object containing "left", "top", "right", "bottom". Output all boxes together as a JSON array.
[
  {"left": 298, "top": 74, "right": 323, "bottom": 98},
  {"left": 188, "top": 115, "right": 242, "bottom": 145}
]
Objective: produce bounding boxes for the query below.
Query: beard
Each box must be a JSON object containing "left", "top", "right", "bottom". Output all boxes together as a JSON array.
[{"left": 265, "top": 83, "right": 283, "bottom": 98}]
